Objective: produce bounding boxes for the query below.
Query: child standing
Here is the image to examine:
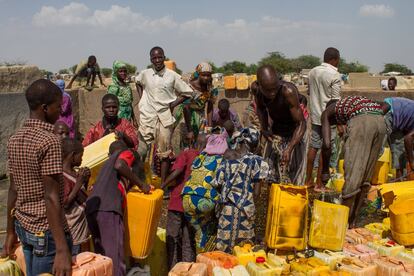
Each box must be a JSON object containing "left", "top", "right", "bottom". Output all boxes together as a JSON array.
[
  {"left": 213, "top": 128, "right": 269, "bottom": 253},
  {"left": 85, "top": 141, "right": 150, "bottom": 276},
  {"left": 3, "top": 79, "right": 72, "bottom": 275},
  {"left": 61, "top": 138, "right": 90, "bottom": 255},
  {"left": 161, "top": 134, "right": 207, "bottom": 269},
  {"left": 56, "top": 79, "right": 75, "bottom": 138}
]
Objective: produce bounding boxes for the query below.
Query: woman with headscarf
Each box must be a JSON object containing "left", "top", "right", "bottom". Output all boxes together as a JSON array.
[
  {"left": 108, "top": 61, "right": 135, "bottom": 123},
  {"left": 181, "top": 129, "right": 228, "bottom": 251},
  {"left": 55, "top": 78, "right": 75, "bottom": 138},
  {"left": 174, "top": 62, "right": 218, "bottom": 148},
  {"left": 212, "top": 128, "right": 269, "bottom": 253}
]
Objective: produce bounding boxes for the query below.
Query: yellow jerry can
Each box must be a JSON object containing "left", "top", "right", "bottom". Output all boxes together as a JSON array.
[
  {"left": 235, "top": 73, "right": 249, "bottom": 90},
  {"left": 379, "top": 181, "right": 414, "bottom": 209},
  {"left": 309, "top": 200, "right": 349, "bottom": 251},
  {"left": 232, "top": 244, "right": 266, "bottom": 266},
  {"left": 224, "top": 75, "right": 236, "bottom": 90},
  {"left": 125, "top": 188, "right": 164, "bottom": 259},
  {"left": 389, "top": 198, "right": 414, "bottom": 246},
  {"left": 81, "top": 133, "right": 116, "bottom": 189},
  {"left": 265, "top": 184, "right": 308, "bottom": 251}
]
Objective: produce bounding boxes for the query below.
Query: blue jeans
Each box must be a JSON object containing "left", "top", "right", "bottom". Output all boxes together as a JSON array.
[{"left": 15, "top": 220, "right": 72, "bottom": 276}]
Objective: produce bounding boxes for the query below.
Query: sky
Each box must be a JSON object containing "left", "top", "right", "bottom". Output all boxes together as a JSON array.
[{"left": 0, "top": 0, "right": 413, "bottom": 73}]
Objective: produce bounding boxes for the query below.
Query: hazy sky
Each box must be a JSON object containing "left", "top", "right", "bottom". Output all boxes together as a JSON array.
[{"left": 0, "top": 0, "right": 412, "bottom": 73}]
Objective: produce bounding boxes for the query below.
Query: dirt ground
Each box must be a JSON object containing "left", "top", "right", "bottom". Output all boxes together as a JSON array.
[{"left": 0, "top": 178, "right": 385, "bottom": 250}]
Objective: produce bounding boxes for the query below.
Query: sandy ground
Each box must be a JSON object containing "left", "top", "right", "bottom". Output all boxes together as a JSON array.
[{"left": 0, "top": 178, "right": 384, "bottom": 250}]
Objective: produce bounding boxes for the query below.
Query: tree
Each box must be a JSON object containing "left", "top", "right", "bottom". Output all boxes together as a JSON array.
[
  {"left": 338, "top": 58, "right": 369, "bottom": 74},
  {"left": 258, "top": 52, "right": 293, "bottom": 74},
  {"left": 382, "top": 63, "right": 413, "bottom": 75},
  {"left": 0, "top": 60, "right": 27, "bottom": 66},
  {"left": 124, "top": 63, "right": 137, "bottom": 75},
  {"left": 40, "top": 69, "right": 53, "bottom": 79},
  {"left": 291, "top": 55, "right": 321, "bottom": 72},
  {"left": 58, "top": 68, "right": 70, "bottom": 74},
  {"left": 219, "top": 61, "right": 250, "bottom": 75},
  {"left": 101, "top": 68, "right": 112, "bottom": 78}
]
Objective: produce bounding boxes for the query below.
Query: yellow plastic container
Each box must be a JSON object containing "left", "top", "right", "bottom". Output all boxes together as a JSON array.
[
  {"left": 333, "top": 178, "right": 345, "bottom": 192},
  {"left": 364, "top": 223, "right": 390, "bottom": 239},
  {"left": 212, "top": 265, "right": 249, "bottom": 276},
  {"left": 137, "top": 228, "right": 168, "bottom": 276},
  {"left": 319, "top": 272, "right": 351, "bottom": 276},
  {"left": 372, "top": 148, "right": 391, "bottom": 185},
  {"left": 397, "top": 249, "right": 414, "bottom": 264},
  {"left": 233, "top": 244, "right": 266, "bottom": 266},
  {"left": 164, "top": 60, "right": 176, "bottom": 71},
  {"left": 374, "top": 256, "right": 414, "bottom": 276},
  {"left": 224, "top": 75, "right": 236, "bottom": 90},
  {"left": 245, "top": 254, "right": 287, "bottom": 276},
  {"left": 235, "top": 73, "right": 249, "bottom": 90},
  {"left": 265, "top": 184, "right": 308, "bottom": 251},
  {"left": 389, "top": 198, "right": 414, "bottom": 246},
  {"left": 309, "top": 200, "right": 349, "bottom": 251},
  {"left": 314, "top": 250, "right": 347, "bottom": 270},
  {"left": 346, "top": 228, "right": 381, "bottom": 245},
  {"left": 248, "top": 75, "right": 257, "bottom": 87},
  {"left": 367, "top": 239, "right": 405, "bottom": 257},
  {"left": 337, "top": 257, "right": 378, "bottom": 276},
  {"left": 125, "top": 187, "right": 164, "bottom": 259},
  {"left": 290, "top": 257, "right": 330, "bottom": 275},
  {"left": 379, "top": 181, "right": 414, "bottom": 209},
  {"left": 339, "top": 148, "right": 391, "bottom": 185},
  {"left": 371, "top": 162, "right": 390, "bottom": 185},
  {"left": 0, "top": 257, "right": 21, "bottom": 276},
  {"left": 338, "top": 160, "right": 344, "bottom": 175},
  {"left": 80, "top": 133, "right": 116, "bottom": 189}
]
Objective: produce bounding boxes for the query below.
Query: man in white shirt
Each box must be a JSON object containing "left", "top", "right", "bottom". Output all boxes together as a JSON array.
[
  {"left": 135, "top": 46, "right": 198, "bottom": 182},
  {"left": 305, "top": 47, "right": 341, "bottom": 189}
]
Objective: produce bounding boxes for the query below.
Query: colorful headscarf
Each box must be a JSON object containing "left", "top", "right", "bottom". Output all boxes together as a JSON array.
[
  {"left": 204, "top": 128, "right": 229, "bottom": 155},
  {"left": 193, "top": 62, "right": 212, "bottom": 80},
  {"left": 112, "top": 60, "right": 127, "bottom": 86},
  {"left": 231, "top": 128, "right": 260, "bottom": 150},
  {"left": 55, "top": 79, "right": 65, "bottom": 92}
]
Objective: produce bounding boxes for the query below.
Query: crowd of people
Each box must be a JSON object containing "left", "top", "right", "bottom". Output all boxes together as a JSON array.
[{"left": 2, "top": 45, "right": 414, "bottom": 276}]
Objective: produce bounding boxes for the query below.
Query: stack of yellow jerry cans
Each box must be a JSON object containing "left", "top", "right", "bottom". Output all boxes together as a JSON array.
[{"left": 223, "top": 74, "right": 256, "bottom": 91}]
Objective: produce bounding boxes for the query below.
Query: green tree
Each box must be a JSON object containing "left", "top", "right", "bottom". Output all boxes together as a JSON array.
[
  {"left": 338, "top": 58, "right": 369, "bottom": 74},
  {"left": 124, "top": 63, "right": 137, "bottom": 74},
  {"left": 291, "top": 55, "right": 321, "bottom": 72},
  {"left": 58, "top": 68, "right": 70, "bottom": 74},
  {"left": 40, "top": 69, "right": 53, "bottom": 78},
  {"left": 219, "top": 61, "right": 250, "bottom": 75},
  {"left": 101, "top": 68, "right": 112, "bottom": 78},
  {"left": 258, "top": 52, "right": 293, "bottom": 74},
  {"left": 382, "top": 63, "right": 413, "bottom": 75}
]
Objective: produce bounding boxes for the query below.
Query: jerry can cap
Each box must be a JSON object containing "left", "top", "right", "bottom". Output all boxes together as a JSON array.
[{"left": 256, "top": 256, "right": 266, "bottom": 263}]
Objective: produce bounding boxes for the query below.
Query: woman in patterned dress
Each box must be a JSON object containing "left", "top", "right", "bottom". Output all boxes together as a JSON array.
[
  {"left": 181, "top": 131, "right": 228, "bottom": 251},
  {"left": 174, "top": 62, "right": 218, "bottom": 149},
  {"left": 212, "top": 128, "right": 269, "bottom": 253}
]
